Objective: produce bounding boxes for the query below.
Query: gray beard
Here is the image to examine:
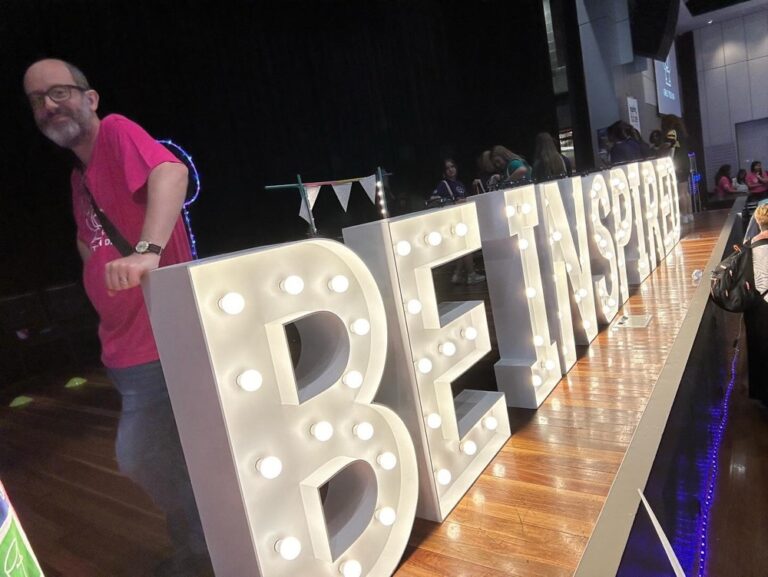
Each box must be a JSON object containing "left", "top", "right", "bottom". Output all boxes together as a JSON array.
[{"left": 42, "top": 117, "right": 83, "bottom": 148}]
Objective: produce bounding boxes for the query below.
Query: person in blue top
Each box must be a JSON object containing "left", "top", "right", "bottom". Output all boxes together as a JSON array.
[{"left": 427, "top": 158, "right": 486, "bottom": 285}]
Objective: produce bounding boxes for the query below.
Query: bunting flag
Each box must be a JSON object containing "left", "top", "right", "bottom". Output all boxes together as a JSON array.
[
  {"left": 359, "top": 174, "right": 377, "bottom": 203},
  {"left": 331, "top": 182, "right": 353, "bottom": 212},
  {"left": 298, "top": 185, "right": 322, "bottom": 224}
]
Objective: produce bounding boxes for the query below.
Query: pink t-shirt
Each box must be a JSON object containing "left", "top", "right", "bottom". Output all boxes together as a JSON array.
[
  {"left": 746, "top": 171, "right": 768, "bottom": 193},
  {"left": 716, "top": 175, "right": 734, "bottom": 195},
  {"left": 71, "top": 114, "right": 192, "bottom": 368}
]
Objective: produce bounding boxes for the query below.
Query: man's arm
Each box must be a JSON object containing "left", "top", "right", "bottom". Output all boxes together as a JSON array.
[
  {"left": 104, "top": 161, "right": 188, "bottom": 293},
  {"left": 77, "top": 239, "right": 91, "bottom": 263}
]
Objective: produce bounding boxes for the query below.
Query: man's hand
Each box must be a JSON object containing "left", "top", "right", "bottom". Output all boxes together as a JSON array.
[{"left": 105, "top": 252, "right": 161, "bottom": 294}]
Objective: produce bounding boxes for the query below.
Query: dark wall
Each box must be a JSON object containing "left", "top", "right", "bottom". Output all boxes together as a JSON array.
[{"left": 1, "top": 0, "right": 557, "bottom": 296}]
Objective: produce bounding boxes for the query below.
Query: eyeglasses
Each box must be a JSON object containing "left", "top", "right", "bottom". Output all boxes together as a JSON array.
[{"left": 27, "top": 84, "right": 87, "bottom": 109}]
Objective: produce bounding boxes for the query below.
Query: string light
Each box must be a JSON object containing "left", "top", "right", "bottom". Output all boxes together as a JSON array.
[{"left": 159, "top": 140, "right": 200, "bottom": 259}]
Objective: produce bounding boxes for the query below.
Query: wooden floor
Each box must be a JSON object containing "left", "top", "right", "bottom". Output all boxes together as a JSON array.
[{"left": 0, "top": 211, "right": 735, "bottom": 577}]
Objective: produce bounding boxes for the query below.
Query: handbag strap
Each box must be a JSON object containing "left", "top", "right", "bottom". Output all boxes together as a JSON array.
[
  {"left": 81, "top": 176, "right": 134, "bottom": 257},
  {"left": 442, "top": 180, "right": 454, "bottom": 200}
]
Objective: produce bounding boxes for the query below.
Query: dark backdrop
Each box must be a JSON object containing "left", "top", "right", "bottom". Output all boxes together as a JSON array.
[{"left": 1, "top": 0, "right": 557, "bottom": 296}]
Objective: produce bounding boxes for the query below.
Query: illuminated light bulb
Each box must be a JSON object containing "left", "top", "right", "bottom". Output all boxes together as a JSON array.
[
  {"left": 616, "top": 230, "right": 625, "bottom": 240},
  {"left": 565, "top": 263, "right": 573, "bottom": 273},
  {"left": 280, "top": 275, "right": 305, "bottom": 295},
  {"left": 583, "top": 320, "right": 592, "bottom": 329},
  {"left": 505, "top": 205, "right": 517, "bottom": 217},
  {"left": 453, "top": 222, "right": 469, "bottom": 237},
  {"left": 618, "top": 182, "right": 626, "bottom": 190},
  {"left": 340, "top": 560, "right": 362, "bottom": 577},
  {"left": 521, "top": 203, "right": 532, "bottom": 214},
  {"left": 551, "top": 231, "right": 562, "bottom": 242},
  {"left": 439, "top": 341, "right": 457, "bottom": 357},
  {"left": 483, "top": 416, "right": 499, "bottom": 431},
  {"left": 545, "top": 359, "right": 556, "bottom": 371},
  {"left": 460, "top": 440, "right": 478, "bottom": 456},
  {"left": 380, "top": 209, "right": 387, "bottom": 215},
  {"left": 606, "top": 251, "right": 614, "bottom": 259},
  {"left": 328, "top": 275, "right": 350, "bottom": 293},
  {"left": 525, "top": 287, "right": 537, "bottom": 298},
  {"left": 350, "top": 318, "right": 371, "bottom": 336},
  {"left": 218, "top": 292, "right": 245, "bottom": 315},
  {"left": 311, "top": 421, "right": 334, "bottom": 442},
  {"left": 591, "top": 213, "right": 598, "bottom": 222},
  {"left": 237, "top": 369, "right": 262, "bottom": 392},
  {"left": 598, "top": 287, "right": 605, "bottom": 297},
  {"left": 353, "top": 421, "right": 374, "bottom": 441},
  {"left": 435, "top": 468, "right": 452, "bottom": 486},
  {"left": 590, "top": 189, "right": 598, "bottom": 199},
  {"left": 416, "top": 358, "right": 433, "bottom": 374},
  {"left": 599, "top": 239, "right": 608, "bottom": 249},
  {"left": 646, "top": 211, "right": 654, "bottom": 219},
  {"left": 594, "top": 234, "right": 603, "bottom": 243},
  {"left": 642, "top": 169, "right": 650, "bottom": 177},
  {"left": 377, "top": 452, "right": 397, "bottom": 470},
  {"left": 611, "top": 179, "right": 619, "bottom": 187},
  {"left": 406, "top": 299, "right": 422, "bottom": 315},
  {"left": 608, "top": 298, "right": 616, "bottom": 307},
  {"left": 426, "top": 413, "right": 442, "bottom": 429},
  {"left": 376, "top": 180, "right": 383, "bottom": 189},
  {"left": 257, "top": 456, "right": 283, "bottom": 479},
  {"left": 275, "top": 537, "right": 301, "bottom": 561},
  {"left": 518, "top": 238, "right": 529, "bottom": 250},
  {"left": 578, "top": 288, "right": 588, "bottom": 298},
  {"left": 462, "top": 326, "right": 478, "bottom": 341},
  {"left": 532, "top": 374, "right": 543, "bottom": 387},
  {"left": 594, "top": 181, "right": 603, "bottom": 191},
  {"left": 562, "top": 346, "right": 569, "bottom": 355},
  {"left": 395, "top": 240, "right": 412, "bottom": 256},
  {"left": 425, "top": 231, "right": 443, "bottom": 247},
  {"left": 574, "top": 294, "right": 582, "bottom": 303},
  {"left": 343, "top": 370, "right": 363, "bottom": 389},
  {"left": 533, "top": 335, "right": 544, "bottom": 347},
  {"left": 622, "top": 221, "right": 630, "bottom": 230},
  {"left": 375, "top": 507, "right": 397, "bottom": 527}
]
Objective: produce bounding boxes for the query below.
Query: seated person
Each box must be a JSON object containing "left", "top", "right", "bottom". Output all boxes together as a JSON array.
[
  {"left": 714, "top": 164, "right": 735, "bottom": 194},
  {"left": 488, "top": 145, "right": 530, "bottom": 188},
  {"left": 746, "top": 161, "right": 768, "bottom": 194},
  {"left": 734, "top": 168, "right": 749, "bottom": 193}
]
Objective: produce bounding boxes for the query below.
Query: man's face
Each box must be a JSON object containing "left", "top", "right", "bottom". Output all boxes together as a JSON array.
[{"left": 23, "top": 60, "right": 97, "bottom": 149}]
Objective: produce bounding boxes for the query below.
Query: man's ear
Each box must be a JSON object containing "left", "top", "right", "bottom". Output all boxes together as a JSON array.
[{"left": 86, "top": 89, "right": 99, "bottom": 112}]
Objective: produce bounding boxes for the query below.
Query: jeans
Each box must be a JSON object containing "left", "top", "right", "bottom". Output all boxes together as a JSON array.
[{"left": 108, "top": 361, "right": 208, "bottom": 557}]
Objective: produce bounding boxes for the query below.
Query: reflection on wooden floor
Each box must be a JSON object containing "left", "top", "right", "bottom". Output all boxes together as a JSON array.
[{"left": 0, "top": 211, "right": 729, "bottom": 577}]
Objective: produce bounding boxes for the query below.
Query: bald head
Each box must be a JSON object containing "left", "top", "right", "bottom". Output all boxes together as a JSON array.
[{"left": 24, "top": 58, "right": 100, "bottom": 154}]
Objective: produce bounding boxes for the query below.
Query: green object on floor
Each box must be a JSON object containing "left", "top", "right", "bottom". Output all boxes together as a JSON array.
[
  {"left": 9, "top": 396, "right": 33, "bottom": 408},
  {"left": 65, "top": 376, "right": 87, "bottom": 389}
]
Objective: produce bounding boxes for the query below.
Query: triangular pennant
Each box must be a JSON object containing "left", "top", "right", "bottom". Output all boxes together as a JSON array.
[
  {"left": 298, "top": 185, "right": 322, "bottom": 223},
  {"left": 332, "top": 182, "right": 353, "bottom": 212},
  {"left": 359, "top": 174, "right": 377, "bottom": 204}
]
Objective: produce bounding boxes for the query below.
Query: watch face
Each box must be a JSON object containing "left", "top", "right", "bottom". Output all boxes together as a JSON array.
[{"left": 136, "top": 241, "right": 150, "bottom": 253}]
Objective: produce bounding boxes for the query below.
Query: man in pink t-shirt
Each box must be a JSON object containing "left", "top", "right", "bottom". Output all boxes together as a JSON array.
[{"left": 24, "top": 59, "right": 211, "bottom": 577}]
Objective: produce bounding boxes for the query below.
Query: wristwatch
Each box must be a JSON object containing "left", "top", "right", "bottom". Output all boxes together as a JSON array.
[{"left": 134, "top": 240, "right": 163, "bottom": 256}]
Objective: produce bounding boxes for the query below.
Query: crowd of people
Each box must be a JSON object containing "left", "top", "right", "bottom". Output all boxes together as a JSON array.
[{"left": 714, "top": 161, "right": 768, "bottom": 196}]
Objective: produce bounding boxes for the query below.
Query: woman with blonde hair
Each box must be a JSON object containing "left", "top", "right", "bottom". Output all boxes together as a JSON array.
[
  {"left": 532, "top": 132, "right": 567, "bottom": 181},
  {"left": 489, "top": 145, "right": 530, "bottom": 187}
]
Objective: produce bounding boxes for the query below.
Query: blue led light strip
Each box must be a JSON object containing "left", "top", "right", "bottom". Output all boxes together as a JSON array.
[
  {"left": 159, "top": 139, "right": 201, "bottom": 259},
  {"left": 696, "top": 340, "right": 740, "bottom": 577}
]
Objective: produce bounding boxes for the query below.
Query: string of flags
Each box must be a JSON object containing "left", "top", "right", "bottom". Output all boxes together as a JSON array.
[{"left": 298, "top": 174, "right": 378, "bottom": 224}]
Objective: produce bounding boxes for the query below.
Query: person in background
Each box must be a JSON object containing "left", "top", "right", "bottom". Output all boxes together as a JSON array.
[
  {"left": 608, "top": 121, "right": 646, "bottom": 164},
  {"left": 532, "top": 132, "right": 567, "bottom": 182},
  {"left": 734, "top": 168, "right": 749, "bottom": 193},
  {"left": 744, "top": 204, "right": 768, "bottom": 405},
  {"left": 472, "top": 149, "right": 496, "bottom": 194},
  {"left": 660, "top": 114, "right": 693, "bottom": 223},
  {"left": 649, "top": 129, "right": 663, "bottom": 154},
  {"left": 488, "top": 145, "right": 530, "bottom": 188},
  {"left": 714, "top": 164, "right": 735, "bottom": 195},
  {"left": 746, "top": 160, "right": 768, "bottom": 194},
  {"left": 23, "top": 58, "right": 211, "bottom": 577},
  {"left": 428, "top": 158, "right": 485, "bottom": 285}
]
